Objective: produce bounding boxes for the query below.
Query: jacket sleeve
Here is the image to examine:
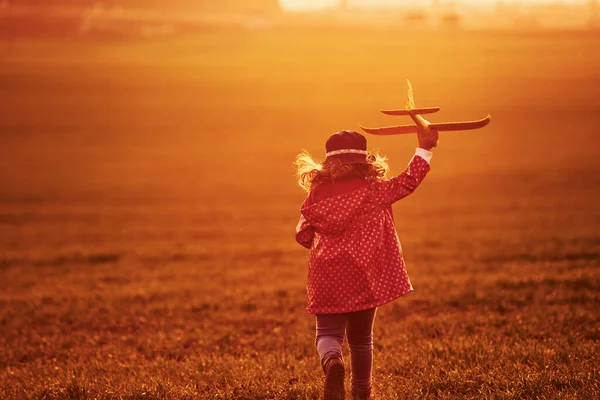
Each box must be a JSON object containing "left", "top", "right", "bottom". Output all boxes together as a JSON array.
[
  {"left": 295, "top": 213, "right": 315, "bottom": 249},
  {"left": 369, "top": 155, "right": 431, "bottom": 205}
]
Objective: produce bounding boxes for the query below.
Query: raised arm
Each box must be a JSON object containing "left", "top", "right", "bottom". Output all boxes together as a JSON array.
[
  {"left": 369, "top": 151, "right": 430, "bottom": 205},
  {"left": 370, "top": 127, "right": 438, "bottom": 205}
]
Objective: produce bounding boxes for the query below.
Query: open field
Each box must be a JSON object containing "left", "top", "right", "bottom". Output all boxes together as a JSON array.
[{"left": 1, "top": 28, "right": 599, "bottom": 399}]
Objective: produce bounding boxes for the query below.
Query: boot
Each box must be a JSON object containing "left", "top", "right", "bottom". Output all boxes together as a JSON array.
[
  {"left": 351, "top": 389, "right": 371, "bottom": 400},
  {"left": 323, "top": 356, "right": 345, "bottom": 400}
]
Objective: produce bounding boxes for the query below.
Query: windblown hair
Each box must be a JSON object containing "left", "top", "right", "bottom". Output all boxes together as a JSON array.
[{"left": 295, "top": 150, "right": 389, "bottom": 193}]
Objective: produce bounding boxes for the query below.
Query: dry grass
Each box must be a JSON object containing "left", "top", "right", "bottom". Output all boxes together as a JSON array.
[{"left": 0, "top": 27, "right": 599, "bottom": 399}]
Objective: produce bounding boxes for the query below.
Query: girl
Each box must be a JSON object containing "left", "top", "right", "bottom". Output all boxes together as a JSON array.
[{"left": 295, "top": 128, "right": 438, "bottom": 400}]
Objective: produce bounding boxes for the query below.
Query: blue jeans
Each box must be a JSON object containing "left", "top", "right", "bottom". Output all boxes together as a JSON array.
[{"left": 315, "top": 307, "right": 377, "bottom": 394}]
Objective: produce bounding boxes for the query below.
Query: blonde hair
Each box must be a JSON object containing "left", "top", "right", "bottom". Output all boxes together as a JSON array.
[{"left": 295, "top": 150, "right": 389, "bottom": 193}]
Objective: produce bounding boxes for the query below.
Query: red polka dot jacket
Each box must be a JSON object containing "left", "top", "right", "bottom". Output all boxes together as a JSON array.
[{"left": 296, "top": 155, "right": 431, "bottom": 314}]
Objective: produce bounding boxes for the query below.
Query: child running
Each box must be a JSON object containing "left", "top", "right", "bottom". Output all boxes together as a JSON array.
[{"left": 294, "top": 127, "right": 438, "bottom": 400}]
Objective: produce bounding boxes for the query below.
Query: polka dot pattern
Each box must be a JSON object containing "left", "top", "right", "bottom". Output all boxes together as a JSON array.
[{"left": 296, "top": 156, "right": 431, "bottom": 314}]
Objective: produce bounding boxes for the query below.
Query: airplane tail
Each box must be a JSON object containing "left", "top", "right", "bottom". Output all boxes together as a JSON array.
[{"left": 406, "top": 79, "right": 416, "bottom": 110}]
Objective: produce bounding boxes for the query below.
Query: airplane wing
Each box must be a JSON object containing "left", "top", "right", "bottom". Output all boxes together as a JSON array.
[
  {"left": 360, "top": 115, "right": 491, "bottom": 136},
  {"left": 360, "top": 124, "right": 419, "bottom": 135},
  {"left": 430, "top": 115, "right": 491, "bottom": 131}
]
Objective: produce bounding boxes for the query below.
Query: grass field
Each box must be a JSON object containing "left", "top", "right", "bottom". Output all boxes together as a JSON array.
[{"left": 0, "top": 27, "right": 599, "bottom": 399}]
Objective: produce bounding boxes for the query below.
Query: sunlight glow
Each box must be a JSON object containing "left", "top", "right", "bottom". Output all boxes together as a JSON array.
[
  {"left": 278, "top": 0, "right": 587, "bottom": 13},
  {"left": 278, "top": 0, "right": 340, "bottom": 12}
]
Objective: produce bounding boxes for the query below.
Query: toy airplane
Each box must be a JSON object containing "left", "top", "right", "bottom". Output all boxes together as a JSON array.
[{"left": 360, "top": 80, "right": 491, "bottom": 135}]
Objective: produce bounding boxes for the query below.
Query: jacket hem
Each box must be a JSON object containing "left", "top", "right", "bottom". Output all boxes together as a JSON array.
[{"left": 305, "top": 288, "right": 414, "bottom": 315}]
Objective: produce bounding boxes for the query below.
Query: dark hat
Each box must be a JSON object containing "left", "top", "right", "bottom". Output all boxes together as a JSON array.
[{"left": 325, "top": 130, "right": 368, "bottom": 164}]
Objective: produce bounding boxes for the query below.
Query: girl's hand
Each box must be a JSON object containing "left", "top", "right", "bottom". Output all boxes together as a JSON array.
[{"left": 417, "top": 127, "right": 439, "bottom": 151}]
